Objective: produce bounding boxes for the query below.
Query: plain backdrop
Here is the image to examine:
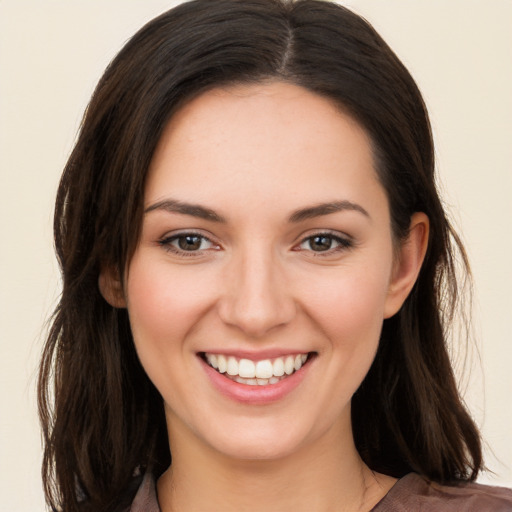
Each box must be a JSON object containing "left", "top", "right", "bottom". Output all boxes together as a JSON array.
[{"left": 0, "top": 1, "right": 511, "bottom": 510}]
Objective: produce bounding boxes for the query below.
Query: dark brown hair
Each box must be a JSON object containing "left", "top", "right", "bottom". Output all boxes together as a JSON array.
[{"left": 38, "top": 1, "right": 482, "bottom": 510}]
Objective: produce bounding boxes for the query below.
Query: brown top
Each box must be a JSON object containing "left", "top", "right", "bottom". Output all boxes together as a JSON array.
[
  {"left": 371, "top": 473, "right": 512, "bottom": 511},
  {"left": 128, "top": 471, "right": 512, "bottom": 511}
]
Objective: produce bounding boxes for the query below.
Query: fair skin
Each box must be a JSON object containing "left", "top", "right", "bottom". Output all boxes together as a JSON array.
[{"left": 101, "top": 82, "right": 429, "bottom": 511}]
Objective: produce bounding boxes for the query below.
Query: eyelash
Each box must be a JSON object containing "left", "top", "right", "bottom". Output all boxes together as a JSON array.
[
  {"left": 158, "top": 231, "right": 218, "bottom": 257},
  {"left": 157, "top": 231, "right": 353, "bottom": 257},
  {"left": 296, "top": 232, "right": 354, "bottom": 256}
]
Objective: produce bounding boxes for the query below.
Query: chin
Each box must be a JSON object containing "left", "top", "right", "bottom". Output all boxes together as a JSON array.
[
  {"left": 198, "top": 419, "right": 315, "bottom": 463},
  {"left": 214, "top": 438, "right": 302, "bottom": 463}
]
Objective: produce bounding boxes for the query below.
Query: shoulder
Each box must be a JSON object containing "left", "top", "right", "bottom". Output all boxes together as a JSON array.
[
  {"left": 125, "top": 472, "right": 160, "bottom": 512},
  {"left": 373, "top": 473, "right": 512, "bottom": 512}
]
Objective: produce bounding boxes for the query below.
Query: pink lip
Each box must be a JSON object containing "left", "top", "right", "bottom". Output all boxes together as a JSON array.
[
  {"left": 200, "top": 349, "right": 310, "bottom": 360},
  {"left": 200, "top": 354, "right": 312, "bottom": 405}
]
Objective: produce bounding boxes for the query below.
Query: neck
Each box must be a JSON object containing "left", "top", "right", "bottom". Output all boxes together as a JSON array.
[{"left": 156, "top": 414, "right": 396, "bottom": 512}]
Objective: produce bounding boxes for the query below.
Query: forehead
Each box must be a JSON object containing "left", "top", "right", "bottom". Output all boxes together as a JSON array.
[{"left": 145, "top": 81, "right": 386, "bottom": 221}]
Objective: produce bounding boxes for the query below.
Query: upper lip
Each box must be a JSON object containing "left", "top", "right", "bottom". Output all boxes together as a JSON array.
[{"left": 198, "top": 349, "right": 314, "bottom": 361}]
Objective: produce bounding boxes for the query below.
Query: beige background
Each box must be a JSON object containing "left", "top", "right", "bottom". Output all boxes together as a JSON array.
[{"left": 0, "top": 1, "right": 510, "bottom": 510}]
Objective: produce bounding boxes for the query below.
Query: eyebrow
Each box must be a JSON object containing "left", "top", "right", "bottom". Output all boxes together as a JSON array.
[
  {"left": 144, "top": 198, "right": 369, "bottom": 223},
  {"left": 288, "top": 200, "right": 370, "bottom": 223},
  {"left": 144, "top": 199, "right": 226, "bottom": 222}
]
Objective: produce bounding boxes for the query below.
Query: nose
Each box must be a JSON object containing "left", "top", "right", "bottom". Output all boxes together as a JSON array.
[{"left": 217, "top": 247, "right": 296, "bottom": 338}]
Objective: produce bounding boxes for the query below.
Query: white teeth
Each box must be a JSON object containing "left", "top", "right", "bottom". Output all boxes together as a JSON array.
[
  {"left": 238, "top": 359, "right": 256, "bottom": 378},
  {"left": 227, "top": 356, "right": 238, "bottom": 376},
  {"left": 217, "top": 355, "right": 227, "bottom": 373},
  {"left": 205, "top": 353, "right": 218, "bottom": 369},
  {"left": 255, "top": 360, "right": 273, "bottom": 379},
  {"left": 284, "top": 356, "right": 295, "bottom": 375},
  {"left": 272, "top": 358, "right": 285, "bottom": 377},
  {"left": 234, "top": 375, "right": 281, "bottom": 386},
  {"left": 205, "top": 352, "right": 310, "bottom": 384}
]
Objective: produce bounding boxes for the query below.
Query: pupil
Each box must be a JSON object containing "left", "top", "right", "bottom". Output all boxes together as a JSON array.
[
  {"left": 311, "top": 236, "right": 331, "bottom": 251},
  {"left": 179, "top": 235, "right": 201, "bottom": 251}
]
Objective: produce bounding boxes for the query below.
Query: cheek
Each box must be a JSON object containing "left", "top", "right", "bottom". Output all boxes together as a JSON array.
[
  {"left": 296, "top": 261, "right": 391, "bottom": 393},
  {"left": 298, "top": 262, "right": 391, "bottom": 339},
  {"left": 282, "top": 264, "right": 392, "bottom": 432},
  {"left": 125, "top": 257, "right": 216, "bottom": 356}
]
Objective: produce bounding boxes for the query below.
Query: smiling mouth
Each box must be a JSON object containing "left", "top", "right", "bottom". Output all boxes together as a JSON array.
[{"left": 201, "top": 352, "right": 313, "bottom": 386}]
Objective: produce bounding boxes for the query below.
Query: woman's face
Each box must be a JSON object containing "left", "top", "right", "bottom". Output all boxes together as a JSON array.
[{"left": 110, "top": 82, "right": 421, "bottom": 461}]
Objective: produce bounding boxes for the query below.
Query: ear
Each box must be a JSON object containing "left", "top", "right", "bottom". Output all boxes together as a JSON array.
[
  {"left": 384, "top": 212, "right": 429, "bottom": 319},
  {"left": 98, "top": 266, "right": 127, "bottom": 308}
]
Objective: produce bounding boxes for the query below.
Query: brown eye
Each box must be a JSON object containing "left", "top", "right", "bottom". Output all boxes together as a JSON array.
[
  {"left": 159, "top": 232, "right": 216, "bottom": 255},
  {"left": 177, "top": 235, "right": 203, "bottom": 251},
  {"left": 298, "top": 233, "right": 352, "bottom": 254},
  {"left": 308, "top": 235, "right": 333, "bottom": 252}
]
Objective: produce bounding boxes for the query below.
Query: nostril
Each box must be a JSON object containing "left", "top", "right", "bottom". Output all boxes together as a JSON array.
[{"left": 217, "top": 301, "right": 297, "bottom": 338}]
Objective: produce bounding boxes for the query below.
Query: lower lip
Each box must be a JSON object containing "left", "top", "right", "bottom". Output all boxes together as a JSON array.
[{"left": 200, "top": 356, "right": 312, "bottom": 405}]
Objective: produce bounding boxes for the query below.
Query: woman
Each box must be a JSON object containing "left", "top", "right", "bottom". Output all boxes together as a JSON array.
[{"left": 38, "top": 0, "right": 512, "bottom": 511}]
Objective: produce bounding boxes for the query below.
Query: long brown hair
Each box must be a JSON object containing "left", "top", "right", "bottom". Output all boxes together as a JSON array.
[{"left": 38, "top": 1, "right": 482, "bottom": 510}]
